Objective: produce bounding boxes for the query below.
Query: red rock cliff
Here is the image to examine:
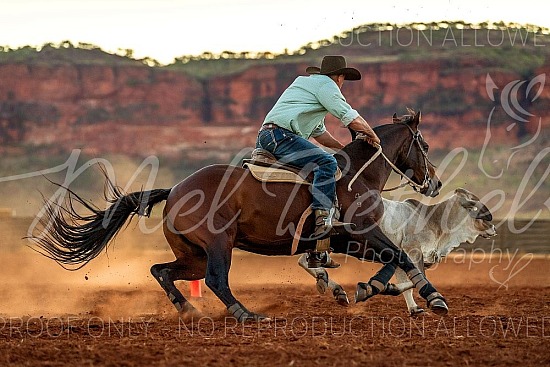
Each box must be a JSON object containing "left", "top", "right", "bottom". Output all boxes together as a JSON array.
[{"left": 0, "top": 58, "right": 547, "bottom": 157}]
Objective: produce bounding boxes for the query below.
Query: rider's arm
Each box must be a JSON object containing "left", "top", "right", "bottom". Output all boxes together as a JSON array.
[
  {"left": 313, "top": 130, "right": 345, "bottom": 150},
  {"left": 315, "top": 81, "right": 380, "bottom": 146},
  {"left": 316, "top": 81, "right": 359, "bottom": 127},
  {"left": 347, "top": 116, "right": 381, "bottom": 146}
]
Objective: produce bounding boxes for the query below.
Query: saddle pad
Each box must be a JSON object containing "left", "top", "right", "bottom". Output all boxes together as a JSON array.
[
  {"left": 244, "top": 163, "right": 342, "bottom": 185},
  {"left": 244, "top": 163, "right": 310, "bottom": 185}
]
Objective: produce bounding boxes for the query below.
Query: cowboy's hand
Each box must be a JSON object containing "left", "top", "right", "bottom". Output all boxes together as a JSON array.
[{"left": 356, "top": 131, "right": 381, "bottom": 147}]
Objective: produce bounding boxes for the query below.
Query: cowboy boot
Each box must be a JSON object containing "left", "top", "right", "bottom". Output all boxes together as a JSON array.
[
  {"left": 307, "top": 209, "right": 353, "bottom": 269},
  {"left": 311, "top": 208, "right": 353, "bottom": 238}
]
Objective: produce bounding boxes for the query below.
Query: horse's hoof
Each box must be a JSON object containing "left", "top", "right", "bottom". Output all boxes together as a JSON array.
[
  {"left": 333, "top": 287, "right": 350, "bottom": 306},
  {"left": 409, "top": 307, "right": 425, "bottom": 317},
  {"left": 426, "top": 292, "right": 448, "bottom": 316},
  {"left": 381, "top": 283, "right": 402, "bottom": 296},
  {"left": 430, "top": 299, "right": 448, "bottom": 316},
  {"left": 236, "top": 313, "right": 271, "bottom": 323},
  {"left": 228, "top": 303, "right": 271, "bottom": 323},
  {"left": 250, "top": 313, "right": 272, "bottom": 322},
  {"left": 175, "top": 300, "right": 199, "bottom": 315},
  {"left": 355, "top": 282, "right": 375, "bottom": 303},
  {"left": 176, "top": 303, "right": 202, "bottom": 320}
]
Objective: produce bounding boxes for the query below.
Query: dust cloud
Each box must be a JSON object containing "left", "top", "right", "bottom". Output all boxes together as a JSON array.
[{"left": 1, "top": 216, "right": 547, "bottom": 319}]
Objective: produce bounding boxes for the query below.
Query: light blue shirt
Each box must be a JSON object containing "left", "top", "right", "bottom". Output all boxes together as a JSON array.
[{"left": 263, "top": 74, "right": 360, "bottom": 139}]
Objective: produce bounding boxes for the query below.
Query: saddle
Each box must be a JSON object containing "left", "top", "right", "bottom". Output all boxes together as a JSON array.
[
  {"left": 243, "top": 148, "right": 342, "bottom": 185},
  {"left": 243, "top": 148, "right": 343, "bottom": 255}
]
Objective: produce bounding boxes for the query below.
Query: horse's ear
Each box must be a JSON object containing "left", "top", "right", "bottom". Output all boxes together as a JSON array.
[
  {"left": 410, "top": 110, "right": 421, "bottom": 128},
  {"left": 392, "top": 113, "right": 399, "bottom": 123}
]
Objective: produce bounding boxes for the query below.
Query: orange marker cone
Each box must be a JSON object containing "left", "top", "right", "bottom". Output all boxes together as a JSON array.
[{"left": 190, "top": 280, "right": 202, "bottom": 298}]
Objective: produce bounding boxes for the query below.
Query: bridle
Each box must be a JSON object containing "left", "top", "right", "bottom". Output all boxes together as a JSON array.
[{"left": 347, "top": 123, "right": 435, "bottom": 192}]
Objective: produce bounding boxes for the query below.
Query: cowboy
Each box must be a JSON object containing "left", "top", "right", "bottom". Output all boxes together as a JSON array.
[{"left": 256, "top": 55, "right": 380, "bottom": 268}]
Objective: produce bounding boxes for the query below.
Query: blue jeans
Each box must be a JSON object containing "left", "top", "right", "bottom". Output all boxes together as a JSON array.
[{"left": 256, "top": 127, "right": 337, "bottom": 211}]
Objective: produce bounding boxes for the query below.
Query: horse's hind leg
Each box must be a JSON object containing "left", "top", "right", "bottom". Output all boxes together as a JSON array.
[
  {"left": 297, "top": 254, "right": 349, "bottom": 305},
  {"left": 151, "top": 230, "right": 207, "bottom": 315},
  {"left": 202, "top": 235, "right": 267, "bottom": 322},
  {"left": 151, "top": 259, "right": 204, "bottom": 315}
]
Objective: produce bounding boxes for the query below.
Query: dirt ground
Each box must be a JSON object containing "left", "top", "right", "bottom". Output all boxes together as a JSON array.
[{"left": 1, "top": 244, "right": 549, "bottom": 366}]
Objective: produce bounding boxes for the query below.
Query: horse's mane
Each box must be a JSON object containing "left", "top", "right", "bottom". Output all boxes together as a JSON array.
[{"left": 347, "top": 109, "right": 417, "bottom": 140}]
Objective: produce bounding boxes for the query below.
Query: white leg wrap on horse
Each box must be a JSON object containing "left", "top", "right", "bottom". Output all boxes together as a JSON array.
[
  {"left": 407, "top": 269, "right": 428, "bottom": 290},
  {"left": 370, "top": 279, "right": 386, "bottom": 293}
]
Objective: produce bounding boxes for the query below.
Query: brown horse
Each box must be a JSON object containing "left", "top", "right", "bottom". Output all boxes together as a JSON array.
[{"left": 29, "top": 111, "right": 447, "bottom": 321}]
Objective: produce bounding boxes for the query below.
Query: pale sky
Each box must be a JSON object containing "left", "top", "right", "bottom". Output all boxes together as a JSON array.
[{"left": 1, "top": 0, "right": 548, "bottom": 64}]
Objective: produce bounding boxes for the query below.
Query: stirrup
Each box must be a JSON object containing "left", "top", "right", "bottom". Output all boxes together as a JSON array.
[
  {"left": 311, "top": 224, "right": 333, "bottom": 239},
  {"left": 312, "top": 208, "right": 354, "bottom": 238}
]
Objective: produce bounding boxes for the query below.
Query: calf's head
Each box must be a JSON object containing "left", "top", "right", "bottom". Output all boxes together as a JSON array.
[{"left": 455, "top": 188, "right": 497, "bottom": 239}]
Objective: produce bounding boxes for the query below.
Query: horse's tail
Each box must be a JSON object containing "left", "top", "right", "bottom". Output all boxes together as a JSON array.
[{"left": 28, "top": 180, "right": 171, "bottom": 270}]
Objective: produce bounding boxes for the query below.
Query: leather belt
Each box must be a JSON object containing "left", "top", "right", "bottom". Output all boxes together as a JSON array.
[{"left": 259, "top": 123, "right": 293, "bottom": 134}]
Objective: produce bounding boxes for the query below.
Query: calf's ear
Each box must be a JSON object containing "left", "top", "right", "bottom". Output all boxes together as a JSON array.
[
  {"left": 454, "top": 187, "right": 469, "bottom": 196},
  {"left": 456, "top": 189, "right": 476, "bottom": 207}
]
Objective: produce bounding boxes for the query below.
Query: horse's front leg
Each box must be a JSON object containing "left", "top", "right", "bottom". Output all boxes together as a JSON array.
[
  {"left": 297, "top": 254, "right": 349, "bottom": 305},
  {"left": 349, "top": 226, "right": 448, "bottom": 315},
  {"left": 355, "top": 262, "right": 399, "bottom": 300},
  {"left": 352, "top": 268, "right": 412, "bottom": 297}
]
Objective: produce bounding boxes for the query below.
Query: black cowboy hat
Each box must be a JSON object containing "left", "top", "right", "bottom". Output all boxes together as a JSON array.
[{"left": 306, "top": 55, "right": 361, "bottom": 81}]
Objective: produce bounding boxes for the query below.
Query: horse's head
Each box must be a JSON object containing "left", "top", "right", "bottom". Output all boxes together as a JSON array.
[
  {"left": 388, "top": 109, "right": 442, "bottom": 197},
  {"left": 344, "top": 109, "right": 442, "bottom": 196}
]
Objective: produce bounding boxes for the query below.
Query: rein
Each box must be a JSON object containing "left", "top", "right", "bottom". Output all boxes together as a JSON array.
[
  {"left": 347, "top": 125, "right": 432, "bottom": 192},
  {"left": 347, "top": 145, "right": 382, "bottom": 191}
]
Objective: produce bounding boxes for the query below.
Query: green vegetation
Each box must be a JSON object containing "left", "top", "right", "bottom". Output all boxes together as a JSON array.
[
  {"left": 165, "top": 21, "right": 550, "bottom": 78},
  {"left": 0, "top": 41, "right": 147, "bottom": 66},
  {"left": 3, "top": 21, "right": 548, "bottom": 78},
  {"left": 75, "top": 107, "right": 110, "bottom": 125}
]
